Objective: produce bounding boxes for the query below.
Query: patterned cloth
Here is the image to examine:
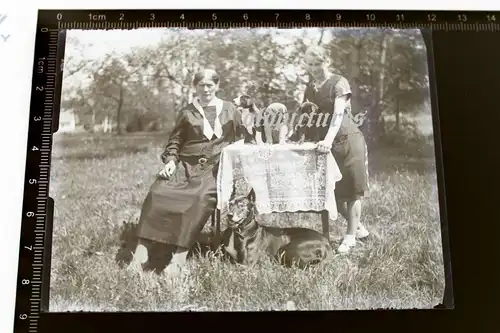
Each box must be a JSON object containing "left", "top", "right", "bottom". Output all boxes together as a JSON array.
[{"left": 216, "top": 142, "right": 342, "bottom": 220}]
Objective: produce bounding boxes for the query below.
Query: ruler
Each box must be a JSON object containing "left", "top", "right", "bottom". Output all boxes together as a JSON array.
[
  {"left": 14, "top": 25, "right": 62, "bottom": 333},
  {"left": 13, "top": 8, "right": 495, "bottom": 332},
  {"left": 32, "top": 9, "right": 500, "bottom": 31}
]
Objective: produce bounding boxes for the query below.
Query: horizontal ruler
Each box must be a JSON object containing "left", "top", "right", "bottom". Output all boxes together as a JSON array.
[{"left": 35, "top": 9, "right": 500, "bottom": 31}]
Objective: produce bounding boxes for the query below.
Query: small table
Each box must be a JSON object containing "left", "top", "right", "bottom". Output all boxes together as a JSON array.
[{"left": 210, "top": 142, "right": 342, "bottom": 245}]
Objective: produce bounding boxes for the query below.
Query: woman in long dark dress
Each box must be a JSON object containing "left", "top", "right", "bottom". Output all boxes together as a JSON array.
[
  {"left": 128, "top": 69, "right": 243, "bottom": 276},
  {"left": 302, "top": 45, "right": 370, "bottom": 254}
]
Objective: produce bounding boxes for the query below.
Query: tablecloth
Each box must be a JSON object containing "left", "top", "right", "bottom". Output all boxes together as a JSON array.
[{"left": 216, "top": 142, "right": 342, "bottom": 220}]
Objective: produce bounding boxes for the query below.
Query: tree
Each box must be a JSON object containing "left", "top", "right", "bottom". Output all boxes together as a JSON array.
[{"left": 61, "top": 28, "right": 432, "bottom": 151}]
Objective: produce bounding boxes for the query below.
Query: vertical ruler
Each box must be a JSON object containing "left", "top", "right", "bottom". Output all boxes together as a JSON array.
[{"left": 14, "top": 26, "right": 59, "bottom": 333}]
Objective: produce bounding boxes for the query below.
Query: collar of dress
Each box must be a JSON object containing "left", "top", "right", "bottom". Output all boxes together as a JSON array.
[
  {"left": 312, "top": 72, "right": 334, "bottom": 92},
  {"left": 192, "top": 96, "right": 224, "bottom": 139}
]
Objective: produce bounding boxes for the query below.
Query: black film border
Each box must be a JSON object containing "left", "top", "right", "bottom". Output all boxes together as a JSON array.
[{"left": 14, "top": 7, "right": 488, "bottom": 333}]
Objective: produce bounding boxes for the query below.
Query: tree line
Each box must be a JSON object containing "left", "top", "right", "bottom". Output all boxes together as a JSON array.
[{"left": 61, "top": 27, "right": 432, "bottom": 150}]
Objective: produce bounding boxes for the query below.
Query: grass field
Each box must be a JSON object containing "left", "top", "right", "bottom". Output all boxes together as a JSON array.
[{"left": 48, "top": 131, "right": 446, "bottom": 311}]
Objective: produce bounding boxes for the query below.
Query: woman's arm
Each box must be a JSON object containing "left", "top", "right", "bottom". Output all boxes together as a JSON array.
[
  {"left": 322, "top": 77, "right": 352, "bottom": 145},
  {"left": 323, "top": 96, "right": 347, "bottom": 144},
  {"left": 160, "top": 110, "right": 186, "bottom": 164}
]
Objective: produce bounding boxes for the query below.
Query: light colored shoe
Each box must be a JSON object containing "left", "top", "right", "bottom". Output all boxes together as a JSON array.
[
  {"left": 165, "top": 262, "right": 184, "bottom": 278},
  {"left": 337, "top": 236, "right": 356, "bottom": 254},
  {"left": 356, "top": 223, "right": 370, "bottom": 239},
  {"left": 125, "top": 260, "right": 143, "bottom": 276}
]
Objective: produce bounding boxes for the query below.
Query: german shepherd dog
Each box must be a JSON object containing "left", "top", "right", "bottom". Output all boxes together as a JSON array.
[
  {"left": 220, "top": 187, "right": 332, "bottom": 269},
  {"left": 287, "top": 101, "right": 323, "bottom": 144}
]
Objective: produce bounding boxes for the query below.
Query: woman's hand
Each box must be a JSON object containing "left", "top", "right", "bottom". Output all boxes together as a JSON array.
[
  {"left": 316, "top": 139, "right": 333, "bottom": 154},
  {"left": 158, "top": 160, "right": 176, "bottom": 179}
]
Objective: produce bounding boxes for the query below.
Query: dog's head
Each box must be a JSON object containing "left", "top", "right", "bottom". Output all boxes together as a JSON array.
[
  {"left": 233, "top": 94, "right": 254, "bottom": 109},
  {"left": 297, "top": 101, "right": 319, "bottom": 115},
  {"left": 261, "top": 103, "right": 288, "bottom": 128},
  {"left": 295, "top": 101, "right": 320, "bottom": 131},
  {"left": 227, "top": 187, "right": 256, "bottom": 228},
  {"left": 264, "top": 103, "right": 288, "bottom": 118}
]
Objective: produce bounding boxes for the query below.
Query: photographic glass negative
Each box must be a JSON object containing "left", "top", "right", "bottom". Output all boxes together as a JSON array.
[{"left": 47, "top": 25, "right": 449, "bottom": 312}]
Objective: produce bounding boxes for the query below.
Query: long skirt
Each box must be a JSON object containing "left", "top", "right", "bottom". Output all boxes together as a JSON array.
[
  {"left": 331, "top": 131, "right": 370, "bottom": 203},
  {"left": 135, "top": 160, "right": 217, "bottom": 248}
]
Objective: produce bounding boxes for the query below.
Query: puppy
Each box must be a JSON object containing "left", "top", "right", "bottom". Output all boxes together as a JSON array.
[
  {"left": 233, "top": 94, "right": 262, "bottom": 144},
  {"left": 233, "top": 94, "right": 260, "bottom": 113},
  {"left": 220, "top": 187, "right": 332, "bottom": 269},
  {"left": 287, "top": 101, "right": 322, "bottom": 144},
  {"left": 260, "top": 103, "right": 290, "bottom": 144}
]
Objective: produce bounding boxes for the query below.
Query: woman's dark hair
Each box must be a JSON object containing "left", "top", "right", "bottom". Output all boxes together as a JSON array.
[{"left": 193, "top": 69, "right": 220, "bottom": 86}]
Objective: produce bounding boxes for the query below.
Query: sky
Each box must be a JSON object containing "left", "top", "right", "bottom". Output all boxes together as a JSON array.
[
  {"left": 63, "top": 27, "right": 332, "bottom": 73},
  {"left": 66, "top": 28, "right": 168, "bottom": 59},
  {"left": 61, "top": 27, "right": 428, "bottom": 109},
  {"left": 61, "top": 27, "right": 331, "bottom": 95},
  {"left": 63, "top": 26, "right": 423, "bottom": 64},
  {"left": 65, "top": 27, "right": 330, "bottom": 59}
]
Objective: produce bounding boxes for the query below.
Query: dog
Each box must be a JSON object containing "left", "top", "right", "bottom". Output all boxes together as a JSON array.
[
  {"left": 261, "top": 103, "right": 290, "bottom": 144},
  {"left": 220, "top": 187, "right": 332, "bottom": 269},
  {"left": 287, "top": 101, "right": 323, "bottom": 144},
  {"left": 233, "top": 94, "right": 260, "bottom": 113},
  {"left": 233, "top": 95, "right": 289, "bottom": 145},
  {"left": 233, "top": 94, "right": 261, "bottom": 144}
]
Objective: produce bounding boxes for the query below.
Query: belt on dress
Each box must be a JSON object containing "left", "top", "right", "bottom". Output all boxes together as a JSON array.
[{"left": 179, "top": 155, "right": 219, "bottom": 166}]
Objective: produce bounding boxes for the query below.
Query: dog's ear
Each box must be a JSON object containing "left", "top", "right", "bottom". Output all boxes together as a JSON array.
[
  {"left": 306, "top": 102, "right": 316, "bottom": 113},
  {"left": 249, "top": 103, "right": 259, "bottom": 113},
  {"left": 247, "top": 188, "right": 256, "bottom": 203}
]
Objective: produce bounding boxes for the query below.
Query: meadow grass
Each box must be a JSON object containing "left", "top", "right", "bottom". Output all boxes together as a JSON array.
[{"left": 47, "top": 132, "right": 446, "bottom": 312}]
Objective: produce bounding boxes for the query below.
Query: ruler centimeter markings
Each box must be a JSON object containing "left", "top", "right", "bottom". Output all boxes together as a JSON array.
[
  {"left": 34, "top": 27, "right": 58, "bottom": 331},
  {"left": 14, "top": 22, "right": 58, "bottom": 332},
  {"left": 55, "top": 20, "right": 500, "bottom": 30},
  {"left": 33, "top": 9, "right": 500, "bottom": 31}
]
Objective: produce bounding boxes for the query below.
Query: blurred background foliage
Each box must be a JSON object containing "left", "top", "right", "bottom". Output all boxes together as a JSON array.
[{"left": 60, "top": 27, "right": 434, "bottom": 156}]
